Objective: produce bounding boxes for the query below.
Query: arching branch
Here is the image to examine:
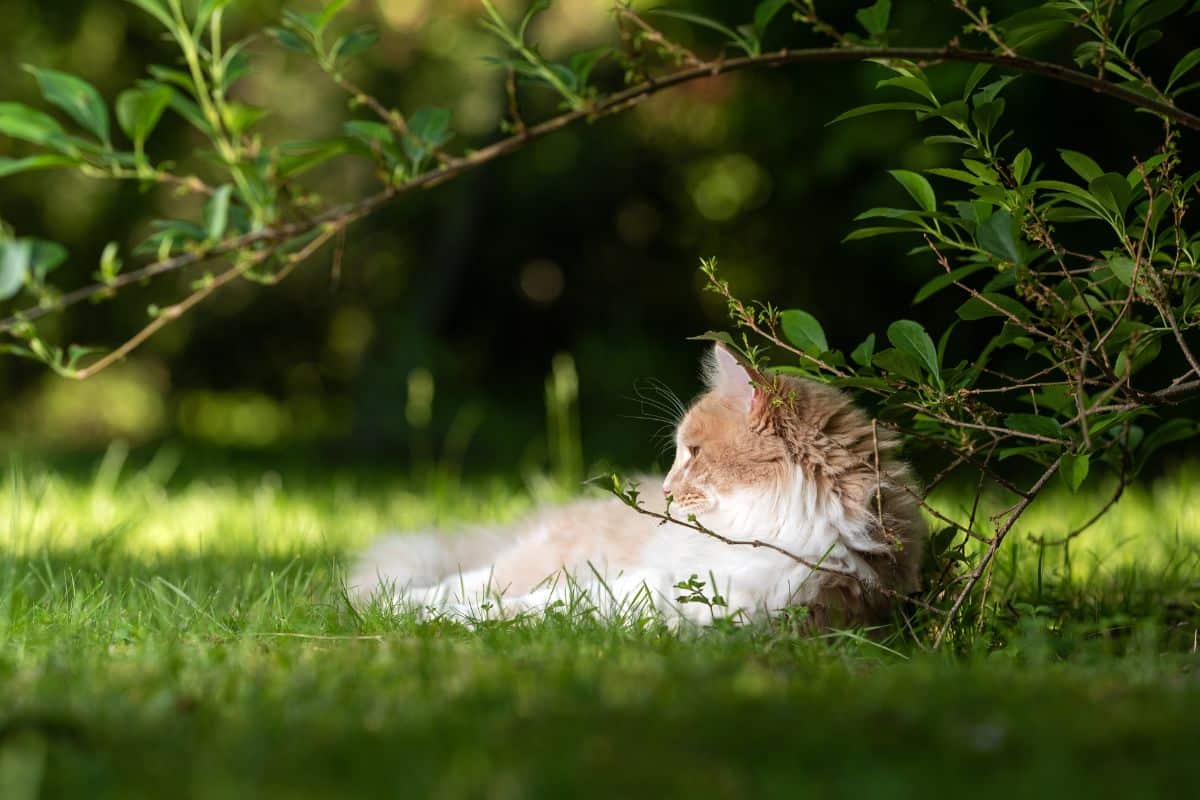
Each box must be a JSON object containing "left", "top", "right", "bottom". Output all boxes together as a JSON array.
[{"left": 4, "top": 45, "right": 1195, "bottom": 339}]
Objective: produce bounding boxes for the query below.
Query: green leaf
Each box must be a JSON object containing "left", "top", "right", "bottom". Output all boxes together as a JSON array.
[
  {"left": 1059, "top": 453, "right": 1090, "bottom": 492},
  {"left": 1089, "top": 172, "right": 1132, "bottom": 216},
  {"left": 1126, "top": 153, "right": 1168, "bottom": 186},
  {"left": 843, "top": 226, "right": 915, "bottom": 241},
  {"left": 876, "top": 75, "right": 937, "bottom": 103},
  {"left": 221, "top": 102, "right": 269, "bottom": 136},
  {"left": 23, "top": 65, "right": 111, "bottom": 146},
  {"left": 218, "top": 42, "right": 254, "bottom": 93},
  {"left": 1059, "top": 149, "right": 1103, "bottom": 182},
  {"left": 886, "top": 319, "right": 940, "bottom": 385},
  {"left": 780, "top": 309, "right": 828, "bottom": 354},
  {"left": 567, "top": 47, "right": 609, "bottom": 88},
  {"left": 1012, "top": 148, "right": 1032, "bottom": 184},
  {"left": 332, "top": 27, "right": 380, "bottom": 62},
  {"left": 1074, "top": 40, "right": 1103, "bottom": 68},
  {"left": 124, "top": 0, "right": 176, "bottom": 31},
  {"left": 753, "top": 0, "right": 790, "bottom": 33},
  {"left": 971, "top": 98, "right": 1005, "bottom": 136},
  {"left": 158, "top": 85, "right": 213, "bottom": 136},
  {"left": 0, "top": 239, "right": 32, "bottom": 300},
  {"left": 98, "top": 242, "right": 122, "bottom": 282},
  {"left": 345, "top": 120, "right": 395, "bottom": 146},
  {"left": 277, "top": 138, "right": 350, "bottom": 179},
  {"left": 1168, "top": 47, "right": 1200, "bottom": 90},
  {"left": 977, "top": 209, "right": 1024, "bottom": 266},
  {"left": 936, "top": 321, "right": 956, "bottom": 369},
  {"left": 1133, "top": 28, "right": 1163, "bottom": 55},
  {"left": 116, "top": 84, "right": 172, "bottom": 148},
  {"left": 913, "top": 263, "right": 988, "bottom": 304},
  {"left": 1005, "top": 413, "right": 1063, "bottom": 439},
  {"left": 927, "top": 167, "right": 983, "bottom": 186},
  {"left": 850, "top": 333, "right": 875, "bottom": 367},
  {"left": 1116, "top": 330, "right": 1162, "bottom": 378},
  {"left": 828, "top": 102, "right": 931, "bottom": 125},
  {"left": 196, "top": 0, "right": 236, "bottom": 32},
  {"left": 344, "top": 120, "right": 401, "bottom": 168},
  {"left": 146, "top": 66, "right": 195, "bottom": 93},
  {"left": 1128, "top": 0, "right": 1188, "bottom": 34},
  {"left": 854, "top": 207, "right": 924, "bottom": 221},
  {"left": 0, "top": 154, "right": 75, "bottom": 178},
  {"left": 647, "top": 9, "right": 746, "bottom": 47},
  {"left": 994, "top": 7, "right": 1073, "bottom": 47},
  {"left": 962, "top": 64, "right": 991, "bottom": 99},
  {"left": 888, "top": 170, "right": 936, "bottom": 213},
  {"left": 922, "top": 100, "right": 968, "bottom": 126},
  {"left": 205, "top": 185, "right": 233, "bottom": 241},
  {"left": 403, "top": 106, "right": 453, "bottom": 168},
  {"left": 268, "top": 27, "right": 313, "bottom": 54},
  {"left": 972, "top": 75, "right": 1017, "bottom": 105},
  {"left": 1106, "top": 256, "right": 1144, "bottom": 290},
  {"left": 924, "top": 134, "right": 975, "bottom": 147},
  {"left": 282, "top": 9, "right": 320, "bottom": 38},
  {"left": 956, "top": 293, "right": 1030, "bottom": 321},
  {"left": 316, "top": 0, "right": 352, "bottom": 32},
  {"left": 855, "top": 0, "right": 891, "bottom": 36},
  {"left": 408, "top": 107, "right": 452, "bottom": 144},
  {"left": 518, "top": 0, "right": 551, "bottom": 40},
  {"left": 1135, "top": 418, "right": 1200, "bottom": 471},
  {"left": 28, "top": 239, "right": 68, "bottom": 282},
  {"left": 872, "top": 348, "right": 923, "bottom": 383},
  {"left": 0, "top": 101, "right": 67, "bottom": 146},
  {"left": 136, "top": 219, "right": 207, "bottom": 255}
]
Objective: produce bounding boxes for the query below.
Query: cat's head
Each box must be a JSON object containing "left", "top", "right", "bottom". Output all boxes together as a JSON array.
[{"left": 662, "top": 345, "right": 795, "bottom": 521}]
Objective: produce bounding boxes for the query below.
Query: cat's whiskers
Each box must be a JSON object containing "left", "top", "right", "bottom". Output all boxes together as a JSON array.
[{"left": 626, "top": 377, "right": 691, "bottom": 458}]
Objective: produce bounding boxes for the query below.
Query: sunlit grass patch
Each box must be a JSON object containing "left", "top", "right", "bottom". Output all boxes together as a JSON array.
[{"left": 0, "top": 450, "right": 1196, "bottom": 798}]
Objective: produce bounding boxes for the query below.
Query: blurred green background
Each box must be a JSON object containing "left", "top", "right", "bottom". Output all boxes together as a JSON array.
[{"left": 0, "top": 0, "right": 1191, "bottom": 472}]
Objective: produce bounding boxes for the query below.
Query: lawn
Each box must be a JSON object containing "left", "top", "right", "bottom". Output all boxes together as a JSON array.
[{"left": 0, "top": 446, "right": 1197, "bottom": 799}]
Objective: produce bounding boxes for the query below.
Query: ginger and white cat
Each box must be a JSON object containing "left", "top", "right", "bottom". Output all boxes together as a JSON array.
[{"left": 350, "top": 345, "right": 926, "bottom": 627}]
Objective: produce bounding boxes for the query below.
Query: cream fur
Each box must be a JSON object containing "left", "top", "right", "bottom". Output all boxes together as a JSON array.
[{"left": 350, "top": 345, "right": 926, "bottom": 627}]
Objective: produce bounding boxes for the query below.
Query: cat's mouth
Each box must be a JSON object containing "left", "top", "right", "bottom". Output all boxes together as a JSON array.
[{"left": 670, "top": 493, "right": 714, "bottom": 515}]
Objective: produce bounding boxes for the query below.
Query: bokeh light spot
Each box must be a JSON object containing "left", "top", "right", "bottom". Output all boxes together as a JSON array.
[
  {"left": 687, "top": 153, "right": 771, "bottom": 221},
  {"left": 519, "top": 259, "right": 565, "bottom": 305}
]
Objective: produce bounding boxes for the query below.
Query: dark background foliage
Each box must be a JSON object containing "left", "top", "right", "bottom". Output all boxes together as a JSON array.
[{"left": 0, "top": 0, "right": 1193, "bottom": 470}]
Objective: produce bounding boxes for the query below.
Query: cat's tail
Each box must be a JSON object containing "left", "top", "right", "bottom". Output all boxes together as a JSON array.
[{"left": 346, "top": 527, "right": 509, "bottom": 604}]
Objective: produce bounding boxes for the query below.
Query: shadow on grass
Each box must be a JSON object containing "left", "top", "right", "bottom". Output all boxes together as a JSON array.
[{"left": 0, "top": 544, "right": 1196, "bottom": 798}]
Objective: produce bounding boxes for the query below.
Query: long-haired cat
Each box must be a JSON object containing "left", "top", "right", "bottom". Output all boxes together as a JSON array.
[{"left": 350, "top": 345, "right": 926, "bottom": 627}]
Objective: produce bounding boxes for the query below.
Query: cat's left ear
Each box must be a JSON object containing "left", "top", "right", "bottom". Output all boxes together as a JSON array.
[{"left": 706, "top": 344, "right": 768, "bottom": 414}]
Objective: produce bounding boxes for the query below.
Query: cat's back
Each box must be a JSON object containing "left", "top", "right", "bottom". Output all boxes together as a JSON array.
[{"left": 491, "top": 481, "right": 667, "bottom": 583}]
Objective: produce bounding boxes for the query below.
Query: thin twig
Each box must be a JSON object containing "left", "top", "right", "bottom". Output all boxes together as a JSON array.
[
  {"left": 616, "top": 7, "right": 705, "bottom": 67},
  {"left": 71, "top": 226, "right": 337, "bottom": 379},
  {"left": 615, "top": 489, "right": 946, "bottom": 615},
  {"left": 933, "top": 456, "right": 1063, "bottom": 648}
]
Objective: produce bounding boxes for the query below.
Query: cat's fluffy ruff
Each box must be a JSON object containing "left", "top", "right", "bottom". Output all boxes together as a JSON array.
[{"left": 350, "top": 345, "right": 926, "bottom": 627}]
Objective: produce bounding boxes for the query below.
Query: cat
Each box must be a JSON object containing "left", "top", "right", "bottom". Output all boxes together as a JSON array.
[{"left": 349, "top": 344, "right": 926, "bottom": 628}]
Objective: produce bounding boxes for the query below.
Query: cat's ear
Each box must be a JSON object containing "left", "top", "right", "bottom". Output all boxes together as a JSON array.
[{"left": 705, "top": 344, "right": 760, "bottom": 413}]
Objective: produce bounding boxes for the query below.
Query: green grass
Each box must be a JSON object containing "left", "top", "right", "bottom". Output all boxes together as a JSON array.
[{"left": 0, "top": 447, "right": 1198, "bottom": 799}]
